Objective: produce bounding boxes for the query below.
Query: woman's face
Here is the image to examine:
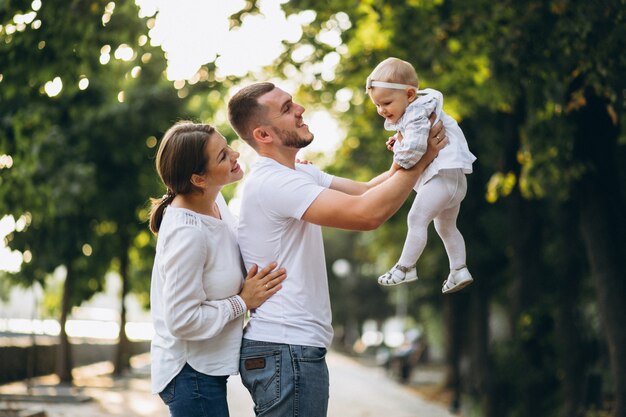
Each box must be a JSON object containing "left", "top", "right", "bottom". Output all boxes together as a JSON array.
[{"left": 203, "top": 132, "right": 244, "bottom": 187}]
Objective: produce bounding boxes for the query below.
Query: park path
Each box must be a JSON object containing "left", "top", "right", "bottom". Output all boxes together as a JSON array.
[{"left": 0, "top": 351, "right": 455, "bottom": 417}]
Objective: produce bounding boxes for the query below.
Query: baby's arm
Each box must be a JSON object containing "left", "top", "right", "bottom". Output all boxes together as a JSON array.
[{"left": 393, "top": 106, "right": 436, "bottom": 169}]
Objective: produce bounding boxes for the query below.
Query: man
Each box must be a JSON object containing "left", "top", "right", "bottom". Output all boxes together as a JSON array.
[{"left": 227, "top": 82, "right": 447, "bottom": 416}]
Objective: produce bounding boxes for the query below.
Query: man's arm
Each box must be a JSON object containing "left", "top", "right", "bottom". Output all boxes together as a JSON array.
[
  {"left": 328, "top": 113, "right": 439, "bottom": 196},
  {"left": 301, "top": 120, "right": 447, "bottom": 231},
  {"left": 329, "top": 168, "right": 393, "bottom": 196}
]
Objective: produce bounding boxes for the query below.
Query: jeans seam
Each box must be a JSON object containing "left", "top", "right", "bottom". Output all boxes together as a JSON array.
[
  {"left": 191, "top": 367, "right": 207, "bottom": 417},
  {"left": 275, "top": 351, "right": 281, "bottom": 408},
  {"left": 291, "top": 345, "right": 299, "bottom": 417}
]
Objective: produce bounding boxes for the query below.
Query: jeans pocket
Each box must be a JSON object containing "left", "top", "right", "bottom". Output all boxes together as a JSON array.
[
  {"left": 298, "top": 346, "right": 327, "bottom": 362},
  {"left": 158, "top": 377, "right": 176, "bottom": 405},
  {"left": 239, "top": 349, "right": 282, "bottom": 412},
  {"left": 294, "top": 346, "right": 329, "bottom": 415}
]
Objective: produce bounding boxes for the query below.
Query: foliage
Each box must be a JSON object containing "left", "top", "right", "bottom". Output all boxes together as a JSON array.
[
  {"left": 0, "top": 0, "right": 192, "bottom": 378},
  {"left": 1, "top": 0, "right": 624, "bottom": 414},
  {"left": 0, "top": 0, "right": 190, "bottom": 307},
  {"left": 280, "top": 0, "right": 625, "bottom": 416}
]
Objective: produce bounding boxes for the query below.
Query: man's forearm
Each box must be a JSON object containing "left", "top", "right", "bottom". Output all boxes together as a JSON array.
[
  {"left": 329, "top": 164, "right": 394, "bottom": 196},
  {"left": 357, "top": 161, "right": 425, "bottom": 227},
  {"left": 365, "top": 166, "right": 394, "bottom": 190},
  {"left": 356, "top": 138, "right": 439, "bottom": 228}
]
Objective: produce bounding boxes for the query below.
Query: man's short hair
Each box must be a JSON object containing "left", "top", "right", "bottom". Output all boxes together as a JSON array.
[{"left": 228, "top": 82, "right": 276, "bottom": 147}]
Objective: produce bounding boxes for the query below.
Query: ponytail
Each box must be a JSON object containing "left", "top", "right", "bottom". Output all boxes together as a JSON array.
[{"left": 149, "top": 191, "right": 176, "bottom": 234}]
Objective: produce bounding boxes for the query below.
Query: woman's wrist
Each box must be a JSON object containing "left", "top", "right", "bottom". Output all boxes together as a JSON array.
[{"left": 227, "top": 295, "right": 247, "bottom": 319}]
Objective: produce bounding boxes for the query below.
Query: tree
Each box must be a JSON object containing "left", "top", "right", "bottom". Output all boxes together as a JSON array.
[
  {"left": 0, "top": 0, "right": 184, "bottom": 381},
  {"left": 1, "top": 1, "right": 113, "bottom": 381},
  {"left": 279, "top": 0, "right": 626, "bottom": 415},
  {"left": 483, "top": 1, "right": 626, "bottom": 414}
]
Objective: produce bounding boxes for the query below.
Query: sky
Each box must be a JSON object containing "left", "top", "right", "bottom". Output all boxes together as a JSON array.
[
  {"left": 0, "top": 216, "right": 22, "bottom": 272},
  {"left": 0, "top": 1, "right": 347, "bottom": 273},
  {"left": 136, "top": 0, "right": 310, "bottom": 80},
  {"left": 135, "top": 0, "right": 346, "bottom": 156}
]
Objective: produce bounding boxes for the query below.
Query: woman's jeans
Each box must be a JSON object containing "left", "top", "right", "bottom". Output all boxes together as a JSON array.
[
  {"left": 239, "top": 339, "right": 329, "bottom": 417},
  {"left": 158, "top": 363, "right": 229, "bottom": 417}
]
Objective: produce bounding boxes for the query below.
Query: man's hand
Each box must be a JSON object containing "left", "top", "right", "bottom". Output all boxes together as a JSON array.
[{"left": 423, "top": 113, "right": 447, "bottom": 164}]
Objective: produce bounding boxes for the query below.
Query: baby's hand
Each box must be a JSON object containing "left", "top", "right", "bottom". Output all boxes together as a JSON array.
[
  {"left": 295, "top": 158, "right": 312, "bottom": 165},
  {"left": 385, "top": 137, "right": 395, "bottom": 151},
  {"left": 386, "top": 133, "right": 397, "bottom": 151},
  {"left": 386, "top": 132, "right": 403, "bottom": 151}
]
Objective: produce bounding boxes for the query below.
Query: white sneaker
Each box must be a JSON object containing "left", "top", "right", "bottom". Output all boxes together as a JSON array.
[
  {"left": 442, "top": 267, "right": 473, "bottom": 294},
  {"left": 378, "top": 264, "right": 418, "bottom": 286}
]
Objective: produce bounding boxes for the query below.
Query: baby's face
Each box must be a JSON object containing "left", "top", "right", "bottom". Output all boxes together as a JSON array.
[{"left": 369, "top": 87, "right": 413, "bottom": 124}]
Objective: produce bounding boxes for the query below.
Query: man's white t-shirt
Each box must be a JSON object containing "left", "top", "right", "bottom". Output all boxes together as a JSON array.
[{"left": 237, "top": 157, "right": 335, "bottom": 348}]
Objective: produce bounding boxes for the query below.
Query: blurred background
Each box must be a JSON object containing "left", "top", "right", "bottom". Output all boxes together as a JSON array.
[{"left": 1, "top": 1, "right": 625, "bottom": 417}]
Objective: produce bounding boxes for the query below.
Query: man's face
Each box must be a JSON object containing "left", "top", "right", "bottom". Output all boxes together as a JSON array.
[{"left": 259, "top": 87, "right": 314, "bottom": 149}]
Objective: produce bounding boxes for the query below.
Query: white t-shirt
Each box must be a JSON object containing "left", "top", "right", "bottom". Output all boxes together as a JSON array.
[
  {"left": 237, "top": 157, "right": 335, "bottom": 348},
  {"left": 150, "top": 194, "right": 247, "bottom": 394}
]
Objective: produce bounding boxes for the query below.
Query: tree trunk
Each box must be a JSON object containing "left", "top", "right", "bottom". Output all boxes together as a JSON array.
[
  {"left": 507, "top": 194, "right": 544, "bottom": 321},
  {"left": 500, "top": 98, "right": 543, "bottom": 325},
  {"left": 507, "top": 195, "right": 547, "bottom": 417},
  {"left": 56, "top": 263, "right": 73, "bottom": 383},
  {"left": 468, "top": 280, "right": 496, "bottom": 417},
  {"left": 553, "top": 202, "right": 588, "bottom": 417},
  {"left": 443, "top": 296, "right": 462, "bottom": 413},
  {"left": 571, "top": 88, "right": 626, "bottom": 417},
  {"left": 114, "top": 244, "right": 131, "bottom": 376},
  {"left": 502, "top": 97, "right": 550, "bottom": 417}
]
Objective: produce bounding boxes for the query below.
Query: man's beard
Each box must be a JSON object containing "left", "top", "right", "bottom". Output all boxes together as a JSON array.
[{"left": 272, "top": 127, "right": 313, "bottom": 149}]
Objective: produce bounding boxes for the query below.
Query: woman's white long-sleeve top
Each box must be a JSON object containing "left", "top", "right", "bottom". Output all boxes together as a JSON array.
[
  {"left": 150, "top": 193, "right": 247, "bottom": 394},
  {"left": 387, "top": 88, "right": 476, "bottom": 188}
]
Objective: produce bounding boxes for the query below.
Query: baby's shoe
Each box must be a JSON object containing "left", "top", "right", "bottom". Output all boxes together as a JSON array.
[
  {"left": 441, "top": 266, "right": 473, "bottom": 294},
  {"left": 378, "top": 264, "right": 418, "bottom": 286}
]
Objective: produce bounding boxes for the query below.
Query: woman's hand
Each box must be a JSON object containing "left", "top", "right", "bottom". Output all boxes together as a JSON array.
[{"left": 238, "top": 262, "right": 287, "bottom": 310}]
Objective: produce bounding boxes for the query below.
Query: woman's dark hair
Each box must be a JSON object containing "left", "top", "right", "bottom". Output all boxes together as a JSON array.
[{"left": 149, "top": 121, "right": 216, "bottom": 234}]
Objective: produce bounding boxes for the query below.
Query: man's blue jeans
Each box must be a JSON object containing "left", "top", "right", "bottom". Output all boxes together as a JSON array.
[
  {"left": 239, "top": 339, "right": 329, "bottom": 417},
  {"left": 158, "top": 363, "right": 229, "bottom": 417}
]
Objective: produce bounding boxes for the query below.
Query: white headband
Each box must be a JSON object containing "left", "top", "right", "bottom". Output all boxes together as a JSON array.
[{"left": 365, "top": 80, "right": 416, "bottom": 92}]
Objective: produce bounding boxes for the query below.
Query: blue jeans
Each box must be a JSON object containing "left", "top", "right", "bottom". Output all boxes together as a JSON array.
[
  {"left": 239, "top": 339, "right": 329, "bottom": 417},
  {"left": 158, "top": 363, "right": 229, "bottom": 417}
]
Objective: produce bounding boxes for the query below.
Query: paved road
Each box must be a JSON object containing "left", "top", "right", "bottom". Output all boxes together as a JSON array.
[{"left": 0, "top": 351, "right": 455, "bottom": 417}]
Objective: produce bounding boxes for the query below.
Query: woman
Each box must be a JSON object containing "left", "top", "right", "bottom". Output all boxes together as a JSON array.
[{"left": 148, "top": 121, "right": 286, "bottom": 417}]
